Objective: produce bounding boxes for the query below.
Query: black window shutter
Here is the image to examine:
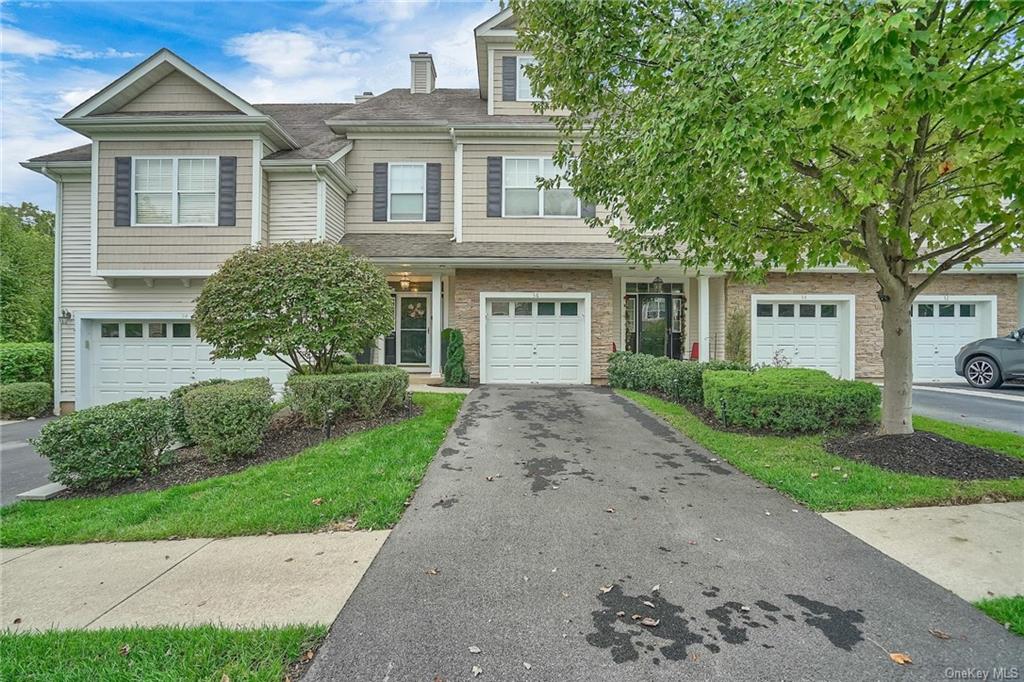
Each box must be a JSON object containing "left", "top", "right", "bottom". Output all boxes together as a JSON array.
[
  {"left": 581, "top": 202, "right": 597, "bottom": 218},
  {"left": 486, "top": 157, "right": 502, "bottom": 217},
  {"left": 502, "top": 56, "right": 517, "bottom": 101},
  {"left": 114, "top": 157, "right": 132, "bottom": 226},
  {"left": 373, "top": 163, "right": 388, "bottom": 221},
  {"left": 218, "top": 156, "right": 237, "bottom": 226},
  {"left": 425, "top": 163, "right": 441, "bottom": 222}
]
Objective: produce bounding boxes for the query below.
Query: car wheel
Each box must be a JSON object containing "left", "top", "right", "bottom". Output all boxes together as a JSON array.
[{"left": 965, "top": 356, "right": 1002, "bottom": 389}]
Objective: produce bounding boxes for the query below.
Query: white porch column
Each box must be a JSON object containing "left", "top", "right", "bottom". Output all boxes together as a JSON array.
[
  {"left": 698, "top": 275, "right": 710, "bottom": 362},
  {"left": 430, "top": 273, "right": 443, "bottom": 377}
]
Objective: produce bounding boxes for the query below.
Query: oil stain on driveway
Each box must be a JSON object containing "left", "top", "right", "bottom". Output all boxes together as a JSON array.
[{"left": 306, "top": 386, "right": 1022, "bottom": 681}]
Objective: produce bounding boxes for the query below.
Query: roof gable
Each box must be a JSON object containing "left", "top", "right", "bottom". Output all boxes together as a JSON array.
[
  {"left": 64, "top": 49, "right": 261, "bottom": 118},
  {"left": 117, "top": 70, "right": 239, "bottom": 114}
]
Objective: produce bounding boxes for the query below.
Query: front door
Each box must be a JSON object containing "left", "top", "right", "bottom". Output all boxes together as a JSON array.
[
  {"left": 396, "top": 294, "right": 429, "bottom": 365},
  {"left": 624, "top": 292, "right": 684, "bottom": 358}
]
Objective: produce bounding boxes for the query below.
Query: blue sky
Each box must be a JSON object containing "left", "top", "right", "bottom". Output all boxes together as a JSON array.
[{"left": 2, "top": 0, "right": 496, "bottom": 209}]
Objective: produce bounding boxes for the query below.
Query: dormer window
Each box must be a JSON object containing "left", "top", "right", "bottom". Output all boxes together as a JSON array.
[
  {"left": 133, "top": 157, "right": 218, "bottom": 226},
  {"left": 516, "top": 55, "right": 540, "bottom": 101}
]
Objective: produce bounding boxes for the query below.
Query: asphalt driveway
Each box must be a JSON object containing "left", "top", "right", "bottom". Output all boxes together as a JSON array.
[
  {"left": 913, "top": 382, "right": 1024, "bottom": 434},
  {"left": 307, "top": 386, "right": 1022, "bottom": 681},
  {"left": 0, "top": 418, "right": 53, "bottom": 506}
]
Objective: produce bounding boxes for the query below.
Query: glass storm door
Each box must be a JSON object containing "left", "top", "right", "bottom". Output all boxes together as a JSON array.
[
  {"left": 398, "top": 295, "right": 429, "bottom": 364},
  {"left": 638, "top": 294, "right": 671, "bottom": 356}
]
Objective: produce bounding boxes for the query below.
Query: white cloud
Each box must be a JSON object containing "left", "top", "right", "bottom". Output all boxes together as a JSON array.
[
  {"left": 0, "top": 26, "right": 141, "bottom": 61},
  {"left": 314, "top": 0, "right": 432, "bottom": 23},
  {"left": 226, "top": 28, "right": 366, "bottom": 79}
]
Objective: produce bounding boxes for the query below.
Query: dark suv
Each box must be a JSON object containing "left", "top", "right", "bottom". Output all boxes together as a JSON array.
[{"left": 954, "top": 327, "right": 1024, "bottom": 388}]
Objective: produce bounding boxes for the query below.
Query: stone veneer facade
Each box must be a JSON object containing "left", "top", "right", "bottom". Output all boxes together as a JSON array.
[
  {"left": 450, "top": 269, "right": 615, "bottom": 383},
  {"left": 725, "top": 272, "right": 1020, "bottom": 378}
]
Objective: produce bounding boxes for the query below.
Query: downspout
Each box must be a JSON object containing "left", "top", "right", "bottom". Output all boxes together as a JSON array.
[
  {"left": 41, "top": 166, "right": 62, "bottom": 415},
  {"left": 449, "top": 126, "right": 462, "bottom": 243},
  {"left": 311, "top": 163, "right": 327, "bottom": 241}
]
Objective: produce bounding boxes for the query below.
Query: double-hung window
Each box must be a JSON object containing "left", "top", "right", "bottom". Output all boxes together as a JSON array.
[
  {"left": 133, "top": 157, "right": 218, "bottom": 226},
  {"left": 516, "top": 55, "right": 540, "bottom": 101},
  {"left": 388, "top": 163, "right": 426, "bottom": 221},
  {"left": 503, "top": 157, "right": 579, "bottom": 218}
]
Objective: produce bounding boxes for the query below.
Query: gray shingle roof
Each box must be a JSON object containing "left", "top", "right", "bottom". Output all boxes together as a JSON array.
[
  {"left": 339, "top": 234, "right": 626, "bottom": 261},
  {"left": 255, "top": 103, "right": 352, "bottom": 160},
  {"left": 28, "top": 144, "right": 92, "bottom": 163},
  {"left": 328, "top": 88, "right": 556, "bottom": 126}
]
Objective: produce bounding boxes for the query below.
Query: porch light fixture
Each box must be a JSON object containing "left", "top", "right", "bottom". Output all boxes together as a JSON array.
[
  {"left": 651, "top": 276, "right": 664, "bottom": 287},
  {"left": 399, "top": 277, "right": 411, "bottom": 290}
]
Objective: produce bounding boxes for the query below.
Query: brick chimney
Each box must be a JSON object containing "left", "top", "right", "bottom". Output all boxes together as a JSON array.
[{"left": 409, "top": 52, "right": 436, "bottom": 94}]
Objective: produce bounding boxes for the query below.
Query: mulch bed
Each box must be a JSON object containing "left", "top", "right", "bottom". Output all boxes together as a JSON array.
[
  {"left": 55, "top": 402, "right": 422, "bottom": 500},
  {"left": 825, "top": 430, "right": 1024, "bottom": 481}
]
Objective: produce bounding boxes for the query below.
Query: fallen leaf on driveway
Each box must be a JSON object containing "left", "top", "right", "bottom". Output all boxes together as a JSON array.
[
  {"left": 284, "top": 557, "right": 293, "bottom": 563},
  {"left": 651, "top": 584, "right": 660, "bottom": 592},
  {"left": 468, "top": 646, "right": 482, "bottom": 654},
  {"left": 311, "top": 498, "right": 323, "bottom": 506},
  {"left": 425, "top": 567, "right": 440, "bottom": 576},
  {"left": 605, "top": 507, "right": 615, "bottom": 513},
  {"left": 889, "top": 652, "right": 912, "bottom": 665},
  {"left": 304, "top": 649, "right": 315, "bottom": 661},
  {"left": 599, "top": 584, "right": 614, "bottom": 593},
  {"left": 472, "top": 665, "right": 483, "bottom": 677},
  {"left": 643, "top": 601, "right": 655, "bottom": 608},
  {"left": 928, "top": 628, "right": 951, "bottom": 640},
  {"left": 640, "top": 617, "right": 660, "bottom": 627},
  {"left": 616, "top": 611, "right": 625, "bottom": 617},
  {"left": 631, "top": 614, "right": 641, "bottom": 620},
  {"left": 485, "top": 476, "right": 495, "bottom": 482},
  {"left": 523, "top": 662, "right": 532, "bottom": 670},
  {"left": 12, "top": 618, "right": 20, "bottom": 625}
]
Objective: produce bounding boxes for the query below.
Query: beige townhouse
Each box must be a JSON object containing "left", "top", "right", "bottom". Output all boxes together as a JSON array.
[{"left": 23, "top": 8, "right": 1024, "bottom": 413}]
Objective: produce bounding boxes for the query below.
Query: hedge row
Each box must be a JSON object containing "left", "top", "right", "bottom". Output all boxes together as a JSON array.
[
  {"left": 0, "top": 382, "right": 52, "bottom": 418},
  {"left": 703, "top": 367, "right": 880, "bottom": 433},
  {"left": 607, "top": 352, "right": 751, "bottom": 404},
  {"left": 182, "top": 378, "right": 274, "bottom": 461},
  {"left": 0, "top": 342, "right": 52, "bottom": 384},
  {"left": 285, "top": 365, "right": 408, "bottom": 432}
]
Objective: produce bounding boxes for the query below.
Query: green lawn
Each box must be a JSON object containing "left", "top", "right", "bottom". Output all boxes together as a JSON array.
[
  {"left": 619, "top": 390, "right": 1024, "bottom": 511},
  {"left": 976, "top": 596, "right": 1024, "bottom": 637},
  {"left": 0, "top": 392, "right": 464, "bottom": 547},
  {"left": 0, "top": 625, "right": 324, "bottom": 682}
]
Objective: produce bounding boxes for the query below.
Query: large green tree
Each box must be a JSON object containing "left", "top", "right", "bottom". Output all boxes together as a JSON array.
[
  {"left": 0, "top": 203, "right": 54, "bottom": 342},
  {"left": 511, "top": 0, "right": 1024, "bottom": 434},
  {"left": 193, "top": 242, "right": 394, "bottom": 374}
]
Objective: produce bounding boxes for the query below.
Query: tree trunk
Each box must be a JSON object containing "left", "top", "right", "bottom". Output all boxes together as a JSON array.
[{"left": 879, "top": 287, "right": 914, "bottom": 435}]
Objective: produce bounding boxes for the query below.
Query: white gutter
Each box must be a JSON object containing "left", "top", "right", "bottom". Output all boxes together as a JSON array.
[{"left": 450, "top": 127, "right": 463, "bottom": 243}]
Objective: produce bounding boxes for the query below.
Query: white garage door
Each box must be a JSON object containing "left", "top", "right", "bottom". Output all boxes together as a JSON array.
[
  {"left": 88, "top": 319, "right": 291, "bottom": 407},
  {"left": 753, "top": 301, "right": 844, "bottom": 377},
  {"left": 912, "top": 301, "right": 988, "bottom": 381},
  {"left": 483, "top": 298, "right": 586, "bottom": 384}
]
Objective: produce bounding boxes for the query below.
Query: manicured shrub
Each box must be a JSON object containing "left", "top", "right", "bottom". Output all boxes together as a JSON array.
[
  {"left": 286, "top": 365, "right": 408, "bottom": 431},
  {"left": 167, "top": 378, "right": 229, "bottom": 445},
  {"left": 0, "top": 382, "right": 51, "bottom": 418},
  {"left": 703, "top": 367, "right": 881, "bottom": 433},
  {"left": 182, "top": 378, "right": 274, "bottom": 461},
  {"left": 608, "top": 352, "right": 750, "bottom": 403},
  {"left": 0, "top": 342, "right": 52, "bottom": 384},
  {"left": 443, "top": 328, "right": 468, "bottom": 385},
  {"left": 33, "top": 398, "right": 174, "bottom": 490}
]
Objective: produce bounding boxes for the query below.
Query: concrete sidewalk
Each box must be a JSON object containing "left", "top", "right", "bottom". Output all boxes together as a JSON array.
[
  {"left": 823, "top": 502, "right": 1024, "bottom": 601},
  {"left": 0, "top": 530, "right": 387, "bottom": 632}
]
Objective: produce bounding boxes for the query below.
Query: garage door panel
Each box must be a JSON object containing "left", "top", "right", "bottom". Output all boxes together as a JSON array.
[
  {"left": 754, "top": 301, "right": 844, "bottom": 378},
  {"left": 912, "top": 300, "right": 988, "bottom": 381},
  {"left": 484, "top": 298, "right": 586, "bottom": 384}
]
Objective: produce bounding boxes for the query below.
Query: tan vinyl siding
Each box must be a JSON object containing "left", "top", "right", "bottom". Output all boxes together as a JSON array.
[
  {"left": 58, "top": 181, "right": 203, "bottom": 404},
  {"left": 117, "top": 71, "right": 238, "bottom": 113},
  {"left": 492, "top": 49, "right": 541, "bottom": 116},
  {"left": 268, "top": 179, "right": 318, "bottom": 243},
  {"left": 462, "top": 143, "right": 614, "bottom": 243},
  {"left": 345, "top": 138, "right": 453, "bottom": 235},
  {"left": 96, "top": 140, "right": 252, "bottom": 271},
  {"left": 324, "top": 183, "right": 345, "bottom": 242}
]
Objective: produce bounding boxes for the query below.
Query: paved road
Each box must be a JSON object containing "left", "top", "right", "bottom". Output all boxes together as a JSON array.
[
  {"left": 0, "top": 418, "right": 53, "bottom": 505},
  {"left": 307, "top": 386, "right": 1021, "bottom": 682},
  {"left": 913, "top": 382, "right": 1024, "bottom": 435}
]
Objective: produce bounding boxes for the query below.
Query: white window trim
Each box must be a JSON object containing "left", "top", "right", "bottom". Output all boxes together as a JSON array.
[
  {"left": 501, "top": 156, "right": 581, "bottom": 219},
  {"left": 131, "top": 156, "right": 219, "bottom": 227},
  {"left": 516, "top": 55, "right": 542, "bottom": 102},
  {"left": 386, "top": 161, "right": 427, "bottom": 223}
]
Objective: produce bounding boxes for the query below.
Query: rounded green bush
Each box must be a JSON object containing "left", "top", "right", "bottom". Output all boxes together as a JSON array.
[
  {"left": 0, "top": 342, "right": 52, "bottom": 384},
  {"left": 0, "top": 381, "right": 52, "bottom": 418},
  {"left": 703, "top": 367, "right": 881, "bottom": 433},
  {"left": 32, "top": 398, "right": 175, "bottom": 490},
  {"left": 182, "top": 378, "right": 274, "bottom": 461},
  {"left": 608, "top": 352, "right": 750, "bottom": 403},
  {"left": 285, "top": 365, "right": 409, "bottom": 429},
  {"left": 167, "top": 378, "right": 229, "bottom": 445}
]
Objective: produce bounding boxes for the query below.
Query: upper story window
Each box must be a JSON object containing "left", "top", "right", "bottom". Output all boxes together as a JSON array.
[
  {"left": 388, "top": 163, "right": 426, "bottom": 222},
  {"left": 516, "top": 55, "right": 540, "bottom": 101},
  {"left": 503, "top": 157, "right": 580, "bottom": 218},
  {"left": 133, "top": 157, "right": 218, "bottom": 226}
]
